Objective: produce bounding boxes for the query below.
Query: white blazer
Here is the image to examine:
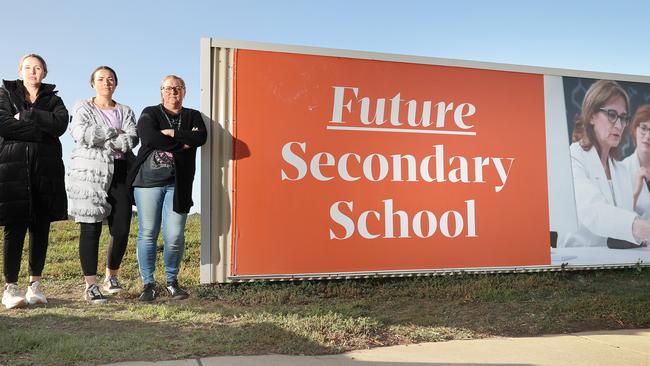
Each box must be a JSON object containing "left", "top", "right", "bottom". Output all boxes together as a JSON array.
[
  {"left": 622, "top": 152, "right": 650, "bottom": 219},
  {"left": 560, "top": 142, "right": 638, "bottom": 247}
]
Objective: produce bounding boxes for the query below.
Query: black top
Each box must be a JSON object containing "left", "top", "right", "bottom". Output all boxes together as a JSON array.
[
  {"left": 127, "top": 104, "right": 207, "bottom": 213},
  {"left": 132, "top": 108, "right": 181, "bottom": 187}
]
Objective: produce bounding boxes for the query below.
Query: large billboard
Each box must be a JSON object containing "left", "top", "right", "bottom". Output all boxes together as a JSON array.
[{"left": 199, "top": 39, "right": 650, "bottom": 283}]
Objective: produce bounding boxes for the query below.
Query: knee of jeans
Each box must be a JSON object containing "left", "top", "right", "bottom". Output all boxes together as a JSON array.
[
  {"left": 137, "top": 222, "right": 160, "bottom": 237},
  {"left": 137, "top": 233, "right": 156, "bottom": 243},
  {"left": 164, "top": 234, "right": 185, "bottom": 249}
]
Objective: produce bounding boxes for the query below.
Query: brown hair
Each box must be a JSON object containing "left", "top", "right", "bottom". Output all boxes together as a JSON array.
[
  {"left": 90, "top": 66, "right": 118, "bottom": 87},
  {"left": 572, "top": 80, "right": 629, "bottom": 160},
  {"left": 630, "top": 104, "right": 650, "bottom": 147},
  {"left": 18, "top": 54, "right": 48, "bottom": 77}
]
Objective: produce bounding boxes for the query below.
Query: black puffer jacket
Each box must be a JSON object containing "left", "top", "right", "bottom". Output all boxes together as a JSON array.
[{"left": 0, "top": 79, "right": 69, "bottom": 225}]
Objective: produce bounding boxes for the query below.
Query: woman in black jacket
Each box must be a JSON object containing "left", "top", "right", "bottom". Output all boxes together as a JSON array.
[
  {"left": 127, "top": 75, "right": 206, "bottom": 302},
  {"left": 0, "top": 54, "right": 68, "bottom": 309}
]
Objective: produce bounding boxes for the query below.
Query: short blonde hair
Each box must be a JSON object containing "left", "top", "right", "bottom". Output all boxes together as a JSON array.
[
  {"left": 159, "top": 75, "right": 186, "bottom": 103},
  {"left": 18, "top": 54, "right": 48, "bottom": 77}
]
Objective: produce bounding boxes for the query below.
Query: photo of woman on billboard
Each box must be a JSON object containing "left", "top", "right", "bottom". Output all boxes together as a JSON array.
[
  {"left": 624, "top": 104, "right": 650, "bottom": 219},
  {"left": 561, "top": 80, "right": 650, "bottom": 248}
]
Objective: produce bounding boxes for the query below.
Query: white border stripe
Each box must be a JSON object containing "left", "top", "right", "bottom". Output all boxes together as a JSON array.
[{"left": 210, "top": 38, "right": 650, "bottom": 84}]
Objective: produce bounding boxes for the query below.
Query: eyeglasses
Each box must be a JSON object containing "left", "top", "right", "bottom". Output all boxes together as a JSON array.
[
  {"left": 599, "top": 108, "right": 630, "bottom": 127},
  {"left": 161, "top": 86, "right": 184, "bottom": 94},
  {"left": 639, "top": 125, "right": 650, "bottom": 136}
]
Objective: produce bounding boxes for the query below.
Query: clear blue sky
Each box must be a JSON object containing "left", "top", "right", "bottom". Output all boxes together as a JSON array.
[{"left": 1, "top": 0, "right": 648, "bottom": 212}]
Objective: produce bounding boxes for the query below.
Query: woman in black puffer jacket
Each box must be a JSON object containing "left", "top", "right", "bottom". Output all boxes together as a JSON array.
[{"left": 0, "top": 54, "right": 68, "bottom": 309}]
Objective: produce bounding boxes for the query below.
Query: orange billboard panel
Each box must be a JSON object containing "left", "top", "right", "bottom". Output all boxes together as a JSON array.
[{"left": 231, "top": 49, "right": 550, "bottom": 276}]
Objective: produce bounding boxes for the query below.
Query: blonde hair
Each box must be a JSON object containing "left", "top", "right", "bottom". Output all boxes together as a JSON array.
[
  {"left": 159, "top": 75, "right": 186, "bottom": 103},
  {"left": 18, "top": 54, "right": 48, "bottom": 78},
  {"left": 572, "top": 80, "right": 629, "bottom": 160}
]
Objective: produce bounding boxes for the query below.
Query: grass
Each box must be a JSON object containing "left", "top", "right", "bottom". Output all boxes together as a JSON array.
[{"left": 1, "top": 216, "right": 650, "bottom": 365}]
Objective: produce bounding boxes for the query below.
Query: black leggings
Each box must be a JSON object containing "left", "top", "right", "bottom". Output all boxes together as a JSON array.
[
  {"left": 79, "top": 159, "right": 132, "bottom": 276},
  {"left": 3, "top": 217, "right": 51, "bottom": 283}
]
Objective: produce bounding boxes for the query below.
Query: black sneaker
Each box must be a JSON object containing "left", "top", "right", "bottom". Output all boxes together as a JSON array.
[
  {"left": 103, "top": 276, "right": 123, "bottom": 294},
  {"left": 139, "top": 283, "right": 156, "bottom": 302},
  {"left": 165, "top": 280, "right": 189, "bottom": 300},
  {"left": 85, "top": 284, "right": 108, "bottom": 305}
]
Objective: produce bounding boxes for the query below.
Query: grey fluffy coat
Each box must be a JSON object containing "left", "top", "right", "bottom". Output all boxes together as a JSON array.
[{"left": 66, "top": 99, "right": 138, "bottom": 223}]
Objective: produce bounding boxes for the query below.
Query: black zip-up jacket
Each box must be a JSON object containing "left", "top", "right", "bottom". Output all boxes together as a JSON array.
[
  {"left": 0, "top": 79, "right": 69, "bottom": 225},
  {"left": 127, "top": 104, "right": 207, "bottom": 213}
]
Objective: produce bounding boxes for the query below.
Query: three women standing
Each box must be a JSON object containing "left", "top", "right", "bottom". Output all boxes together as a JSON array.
[
  {"left": 0, "top": 56, "right": 204, "bottom": 306},
  {"left": 0, "top": 54, "right": 68, "bottom": 309},
  {"left": 67, "top": 66, "right": 138, "bottom": 304}
]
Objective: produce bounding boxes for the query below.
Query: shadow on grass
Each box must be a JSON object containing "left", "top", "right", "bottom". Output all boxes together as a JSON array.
[
  {"left": 3, "top": 234, "right": 650, "bottom": 366},
  {"left": 0, "top": 311, "right": 332, "bottom": 366}
]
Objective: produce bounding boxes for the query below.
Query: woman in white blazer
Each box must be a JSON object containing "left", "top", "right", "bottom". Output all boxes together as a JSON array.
[
  {"left": 562, "top": 80, "right": 650, "bottom": 247},
  {"left": 623, "top": 104, "right": 650, "bottom": 219}
]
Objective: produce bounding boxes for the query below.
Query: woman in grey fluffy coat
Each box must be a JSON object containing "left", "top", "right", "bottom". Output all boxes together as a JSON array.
[{"left": 66, "top": 66, "right": 138, "bottom": 304}]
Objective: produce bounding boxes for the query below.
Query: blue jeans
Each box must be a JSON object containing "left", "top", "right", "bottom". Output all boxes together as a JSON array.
[{"left": 134, "top": 185, "right": 188, "bottom": 285}]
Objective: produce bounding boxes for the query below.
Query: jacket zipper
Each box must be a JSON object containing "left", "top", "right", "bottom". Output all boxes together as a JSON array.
[
  {"left": 25, "top": 145, "right": 32, "bottom": 217},
  {"left": 10, "top": 97, "right": 19, "bottom": 115}
]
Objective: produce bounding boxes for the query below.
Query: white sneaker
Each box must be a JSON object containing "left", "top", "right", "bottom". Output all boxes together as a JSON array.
[
  {"left": 2, "top": 283, "right": 26, "bottom": 309},
  {"left": 84, "top": 284, "right": 108, "bottom": 305},
  {"left": 25, "top": 281, "right": 48, "bottom": 305},
  {"left": 103, "top": 276, "right": 123, "bottom": 294}
]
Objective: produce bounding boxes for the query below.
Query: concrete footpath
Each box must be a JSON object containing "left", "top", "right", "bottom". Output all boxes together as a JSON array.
[{"left": 103, "top": 328, "right": 650, "bottom": 366}]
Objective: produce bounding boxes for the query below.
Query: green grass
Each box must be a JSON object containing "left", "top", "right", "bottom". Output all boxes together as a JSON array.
[{"left": 1, "top": 216, "right": 650, "bottom": 365}]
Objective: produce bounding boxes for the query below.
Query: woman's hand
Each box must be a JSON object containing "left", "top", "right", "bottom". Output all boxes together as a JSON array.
[
  {"left": 632, "top": 217, "right": 650, "bottom": 243},
  {"left": 182, "top": 127, "right": 199, "bottom": 149},
  {"left": 105, "top": 128, "right": 119, "bottom": 140}
]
